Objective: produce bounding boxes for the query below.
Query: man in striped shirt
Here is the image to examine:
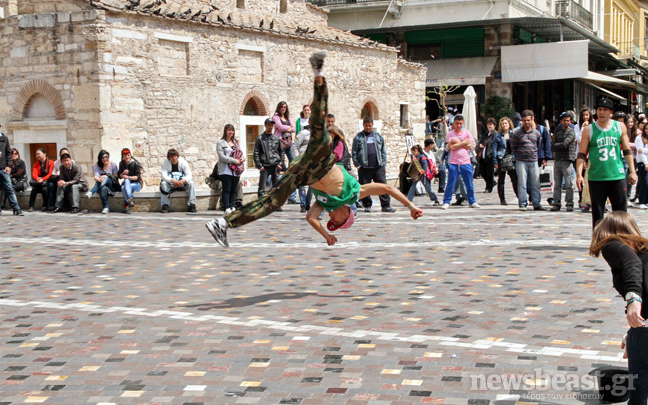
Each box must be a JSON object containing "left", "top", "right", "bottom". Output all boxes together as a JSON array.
[{"left": 511, "top": 110, "right": 546, "bottom": 211}]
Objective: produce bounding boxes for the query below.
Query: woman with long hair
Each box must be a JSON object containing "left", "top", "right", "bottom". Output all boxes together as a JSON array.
[
  {"left": 576, "top": 108, "right": 593, "bottom": 212},
  {"left": 217, "top": 124, "right": 244, "bottom": 214},
  {"left": 492, "top": 117, "right": 518, "bottom": 205},
  {"left": 296, "top": 104, "right": 311, "bottom": 136},
  {"left": 0, "top": 148, "right": 27, "bottom": 211},
  {"left": 273, "top": 101, "right": 296, "bottom": 162},
  {"left": 590, "top": 212, "right": 648, "bottom": 403},
  {"left": 118, "top": 148, "right": 143, "bottom": 214},
  {"left": 88, "top": 150, "right": 119, "bottom": 214}
]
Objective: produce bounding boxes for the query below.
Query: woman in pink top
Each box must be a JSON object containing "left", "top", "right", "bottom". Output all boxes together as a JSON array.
[{"left": 273, "top": 101, "right": 296, "bottom": 162}]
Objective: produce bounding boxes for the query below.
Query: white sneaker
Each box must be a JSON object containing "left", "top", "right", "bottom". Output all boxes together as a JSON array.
[
  {"left": 628, "top": 202, "right": 635, "bottom": 208},
  {"left": 441, "top": 203, "right": 449, "bottom": 210},
  {"left": 205, "top": 219, "right": 229, "bottom": 248},
  {"left": 639, "top": 204, "right": 648, "bottom": 209},
  {"left": 519, "top": 206, "right": 527, "bottom": 211},
  {"left": 86, "top": 191, "right": 93, "bottom": 199},
  {"left": 101, "top": 208, "right": 109, "bottom": 214},
  {"left": 224, "top": 208, "right": 231, "bottom": 214},
  {"left": 469, "top": 203, "right": 481, "bottom": 208}
]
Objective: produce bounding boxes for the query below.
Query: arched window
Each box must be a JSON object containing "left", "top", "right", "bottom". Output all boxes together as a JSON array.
[
  {"left": 24, "top": 94, "right": 56, "bottom": 120},
  {"left": 361, "top": 103, "right": 373, "bottom": 120},
  {"left": 237, "top": 0, "right": 245, "bottom": 9},
  {"left": 243, "top": 98, "right": 259, "bottom": 116},
  {"left": 280, "top": 0, "right": 287, "bottom": 13}
]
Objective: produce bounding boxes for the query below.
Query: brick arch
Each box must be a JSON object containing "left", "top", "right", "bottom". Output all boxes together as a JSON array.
[
  {"left": 12, "top": 80, "right": 66, "bottom": 121},
  {"left": 360, "top": 96, "right": 380, "bottom": 120},
  {"left": 240, "top": 90, "right": 270, "bottom": 117}
]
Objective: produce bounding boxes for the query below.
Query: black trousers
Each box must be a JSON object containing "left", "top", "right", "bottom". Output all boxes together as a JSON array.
[
  {"left": 257, "top": 165, "right": 279, "bottom": 198},
  {"left": 588, "top": 179, "right": 627, "bottom": 228},
  {"left": 480, "top": 157, "right": 495, "bottom": 191},
  {"left": 497, "top": 168, "right": 518, "bottom": 202},
  {"left": 29, "top": 180, "right": 49, "bottom": 208},
  {"left": 358, "top": 166, "right": 391, "bottom": 208}
]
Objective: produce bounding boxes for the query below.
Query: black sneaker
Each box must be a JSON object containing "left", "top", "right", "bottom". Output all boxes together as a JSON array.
[
  {"left": 534, "top": 206, "right": 547, "bottom": 211},
  {"left": 438, "top": 188, "right": 445, "bottom": 193},
  {"left": 40, "top": 207, "right": 48, "bottom": 212},
  {"left": 51, "top": 207, "right": 63, "bottom": 213},
  {"left": 500, "top": 200, "right": 508, "bottom": 206},
  {"left": 205, "top": 219, "right": 229, "bottom": 248},
  {"left": 28, "top": 206, "right": 34, "bottom": 212},
  {"left": 124, "top": 205, "right": 132, "bottom": 214},
  {"left": 128, "top": 198, "right": 135, "bottom": 207},
  {"left": 382, "top": 207, "right": 396, "bottom": 213},
  {"left": 300, "top": 206, "right": 307, "bottom": 213},
  {"left": 161, "top": 204, "right": 169, "bottom": 213},
  {"left": 566, "top": 206, "right": 574, "bottom": 212},
  {"left": 550, "top": 205, "right": 561, "bottom": 211},
  {"left": 364, "top": 206, "right": 371, "bottom": 213},
  {"left": 71, "top": 207, "right": 80, "bottom": 214},
  {"left": 309, "top": 51, "right": 326, "bottom": 71},
  {"left": 189, "top": 203, "right": 197, "bottom": 213},
  {"left": 451, "top": 198, "right": 465, "bottom": 206},
  {"left": 13, "top": 209, "right": 23, "bottom": 216}
]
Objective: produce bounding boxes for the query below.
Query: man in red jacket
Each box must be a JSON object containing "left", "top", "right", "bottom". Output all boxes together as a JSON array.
[{"left": 29, "top": 148, "right": 55, "bottom": 212}]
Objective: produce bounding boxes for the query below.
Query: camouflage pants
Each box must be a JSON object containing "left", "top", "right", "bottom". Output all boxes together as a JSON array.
[{"left": 226, "top": 78, "right": 336, "bottom": 228}]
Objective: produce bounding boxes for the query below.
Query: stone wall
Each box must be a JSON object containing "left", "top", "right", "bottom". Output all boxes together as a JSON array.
[
  {"left": 484, "top": 24, "right": 513, "bottom": 99},
  {"left": 97, "top": 9, "right": 426, "bottom": 187},
  {"left": 0, "top": 6, "right": 102, "bottom": 176}
]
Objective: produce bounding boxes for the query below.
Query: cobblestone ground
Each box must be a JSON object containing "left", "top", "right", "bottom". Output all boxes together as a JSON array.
[{"left": 0, "top": 180, "right": 641, "bottom": 404}]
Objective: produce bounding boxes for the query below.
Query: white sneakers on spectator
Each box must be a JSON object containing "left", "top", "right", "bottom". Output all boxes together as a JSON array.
[
  {"left": 639, "top": 204, "right": 648, "bottom": 209},
  {"left": 86, "top": 191, "right": 93, "bottom": 199},
  {"left": 225, "top": 208, "right": 235, "bottom": 214},
  {"left": 519, "top": 206, "right": 527, "bottom": 211},
  {"left": 469, "top": 203, "right": 481, "bottom": 208},
  {"left": 101, "top": 208, "right": 109, "bottom": 214},
  {"left": 441, "top": 203, "right": 449, "bottom": 210}
]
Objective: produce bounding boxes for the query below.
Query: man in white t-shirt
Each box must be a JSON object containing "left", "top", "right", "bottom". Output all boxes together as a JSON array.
[{"left": 441, "top": 115, "right": 479, "bottom": 209}]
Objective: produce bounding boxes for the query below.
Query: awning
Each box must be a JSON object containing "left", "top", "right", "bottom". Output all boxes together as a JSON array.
[
  {"left": 581, "top": 71, "right": 637, "bottom": 89},
  {"left": 501, "top": 41, "right": 589, "bottom": 83},
  {"left": 583, "top": 82, "right": 626, "bottom": 102},
  {"left": 425, "top": 56, "right": 498, "bottom": 87}
]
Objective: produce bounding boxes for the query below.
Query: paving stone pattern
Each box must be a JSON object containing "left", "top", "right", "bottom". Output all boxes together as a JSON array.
[{"left": 0, "top": 185, "right": 638, "bottom": 404}]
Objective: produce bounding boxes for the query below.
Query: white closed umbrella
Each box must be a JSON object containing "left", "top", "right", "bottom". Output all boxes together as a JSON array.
[{"left": 462, "top": 86, "right": 478, "bottom": 142}]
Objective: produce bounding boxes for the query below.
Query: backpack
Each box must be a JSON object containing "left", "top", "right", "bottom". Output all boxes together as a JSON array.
[
  {"left": 229, "top": 142, "right": 245, "bottom": 176},
  {"left": 420, "top": 155, "right": 437, "bottom": 181}
]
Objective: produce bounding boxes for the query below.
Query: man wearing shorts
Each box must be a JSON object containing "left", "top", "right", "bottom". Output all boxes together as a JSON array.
[{"left": 206, "top": 52, "right": 423, "bottom": 247}]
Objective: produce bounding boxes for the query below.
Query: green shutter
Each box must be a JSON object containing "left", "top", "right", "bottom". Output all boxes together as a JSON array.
[{"left": 405, "top": 27, "right": 484, "bottom": 58}]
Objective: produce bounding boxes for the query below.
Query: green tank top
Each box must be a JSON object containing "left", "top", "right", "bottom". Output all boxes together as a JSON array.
[
  {"left": 588, "top": 120, "right": 625, "bottom": 181},
  {"left": 312, "top": 164, "right": 361, "bottom": 212}
]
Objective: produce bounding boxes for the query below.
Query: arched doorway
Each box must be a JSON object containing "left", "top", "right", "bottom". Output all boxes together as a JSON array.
[
  {"left": 239, "top": 91, "right": 269, "bottom": 175},
  {"left": 359, "top": 97, "right": 382, "bottom": 133}
]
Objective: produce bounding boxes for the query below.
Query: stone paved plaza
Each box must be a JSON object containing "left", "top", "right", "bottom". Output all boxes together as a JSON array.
[{"left": 0, "top": 184, "right": 639, "bottom": 404}]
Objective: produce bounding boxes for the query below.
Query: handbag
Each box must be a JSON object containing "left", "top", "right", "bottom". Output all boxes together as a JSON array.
[
  {"left": 407, "top": 158, "right": 424, "bottom": 181},
  {"left": 229, "top": 142, "right": 245, "bottom": 176},
  {"left": 500, "top": 153, "right": 516, "bottom": 172},
  {"left": 281, "top": 132, "right": 293, "bottom": 150}
]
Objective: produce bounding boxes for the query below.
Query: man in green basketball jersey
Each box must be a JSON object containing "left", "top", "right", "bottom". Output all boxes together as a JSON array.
[
  {"left": 576, "top": 98, "right": 637, "bottom": 227},
  {"left": 205, "top": 52, "right": 424, "bottom": 248}
]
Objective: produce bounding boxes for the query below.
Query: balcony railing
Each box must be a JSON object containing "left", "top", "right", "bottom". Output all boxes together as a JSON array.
[
  {"left": 555, "top": 0, "right": 593, "bottom": 30},
  {"left": 308, "top": 0, "right": 389, "bottom": 6}
]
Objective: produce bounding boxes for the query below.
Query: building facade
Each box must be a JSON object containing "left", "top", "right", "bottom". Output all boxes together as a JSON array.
[{"left": 0, "top": 0, "right": 426, "bottom": 189}]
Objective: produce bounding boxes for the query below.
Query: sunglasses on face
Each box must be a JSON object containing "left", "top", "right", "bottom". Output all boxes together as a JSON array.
[
  {"left": 101, "top": 156, "right": 110, "bottom": 159},
  {"left": 12, "top": 152, "right": 18, "bottom": 155}
]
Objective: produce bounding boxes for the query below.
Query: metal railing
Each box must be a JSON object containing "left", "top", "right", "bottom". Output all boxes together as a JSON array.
[
  {"left": 308, "top": 0, "right": 389, "bottom": 6},
  {"left": 555, "top": 0, "right": 593, "bottom": 30}
]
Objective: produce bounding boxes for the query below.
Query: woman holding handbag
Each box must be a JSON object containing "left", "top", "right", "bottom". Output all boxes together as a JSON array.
[
  {"left": 406, "top": 144, "right": 440, "bottom": 205},
  {"left": 493, "top": 117, "right": 519, "bottom": 206},
  {"left": 217, "top": 124, "right": 245, "bottom": 214}
]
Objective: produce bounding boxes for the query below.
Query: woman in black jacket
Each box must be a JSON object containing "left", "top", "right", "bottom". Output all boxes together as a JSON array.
[{"left": 590, "top": 211, "right": 648, "bottom": 403}]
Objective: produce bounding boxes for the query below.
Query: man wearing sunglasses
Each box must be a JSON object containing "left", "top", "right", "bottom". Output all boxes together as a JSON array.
[{"left": 0, "top": 125, "right": 23, "bottom": 215}]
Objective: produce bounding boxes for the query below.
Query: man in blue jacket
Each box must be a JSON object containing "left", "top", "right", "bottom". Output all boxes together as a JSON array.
[{"left": 352, "top": 118, "right": 395, "bottom": 212}]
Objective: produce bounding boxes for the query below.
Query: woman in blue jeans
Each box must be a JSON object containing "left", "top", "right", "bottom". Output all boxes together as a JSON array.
[
  {"left": 118, "top": 148, "right": 143, "bottom": 214},
  {"left": 591, "top": 212, "right": 648, "bottom": 403},
  {"left": 407, "top": 145, "right": 439, "bottom": 205},
  {"left": 87, "top": 150, "right": 120, "bottom": 214}
]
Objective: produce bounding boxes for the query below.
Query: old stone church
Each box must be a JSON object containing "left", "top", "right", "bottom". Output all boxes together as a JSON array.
[{"left": 0, "top": 0, "right": 425, "bottom": 189}]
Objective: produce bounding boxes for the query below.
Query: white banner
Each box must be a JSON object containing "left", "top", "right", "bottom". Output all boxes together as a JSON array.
[{"left": 501, "top": 41, "right": 589, "bottom": 83}]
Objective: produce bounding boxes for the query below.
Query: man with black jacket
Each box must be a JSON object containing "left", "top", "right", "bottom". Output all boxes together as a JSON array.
[
  {"left": 551, "top": 112, "right": 576, "bottom": 211},
  {"left": 254, "top": 118, "right": 285, "bottom": 198},
  {"left": 0, "top": 127, "right": 23, "bottom": 215}
]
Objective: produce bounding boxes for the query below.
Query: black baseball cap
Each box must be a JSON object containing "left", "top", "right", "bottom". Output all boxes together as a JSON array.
[
  {"left": 596, "top": 98, "right": 614, "bottom": 111},
  {"left": 264, "top": 118, "right": 274, "bottom": 125}
]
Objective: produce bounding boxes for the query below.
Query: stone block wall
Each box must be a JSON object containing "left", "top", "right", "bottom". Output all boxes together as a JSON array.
[
  {"left": 0, "top": 6, "right": 102, "bottom": 175},
  {"left": 97, "top": 10, "right": 426, "bottom": 187}
]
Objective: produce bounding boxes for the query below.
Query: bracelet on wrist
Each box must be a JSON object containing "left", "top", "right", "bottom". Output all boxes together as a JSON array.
[{"left": 627, "top": 297, "right": 643, "bottom": 306}]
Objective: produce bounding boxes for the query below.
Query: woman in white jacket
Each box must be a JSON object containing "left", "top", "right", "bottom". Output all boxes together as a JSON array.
[{"left": 217, "top": 124, "right": 245, "bottom": 214}]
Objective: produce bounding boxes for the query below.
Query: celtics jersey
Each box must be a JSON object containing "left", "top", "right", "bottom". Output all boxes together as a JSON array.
[
  {"left": 312, "top": 164, "right": 361, "bottom": 212},
  {"left": 588, "top": 120, "right": 626, "bottom": 181}
]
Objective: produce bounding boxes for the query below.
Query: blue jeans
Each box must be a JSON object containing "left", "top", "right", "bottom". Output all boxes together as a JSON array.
[
  {"left": 120, "top": 179, "right": 142, "bottom": 205},
  {"left": 443, "top": 164, "right": 476, "bottom": 205},
  {"left": 628, "top": 327, "right": 648, "bottom": 403},
  {"left": 298, "top": 185, "right": 313, "bottom": 209},
  {"left": 0, "top": 170, "right": 20, "bottom": 210},
  {"left": 516, "top": 160, "right": 541, "bottom": 208},
  {"left": 91, "top": 177, "right": 120, "bottom": 209},
  {"left": 407, "top": 177, "right": 438, "bottom": 202}
]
